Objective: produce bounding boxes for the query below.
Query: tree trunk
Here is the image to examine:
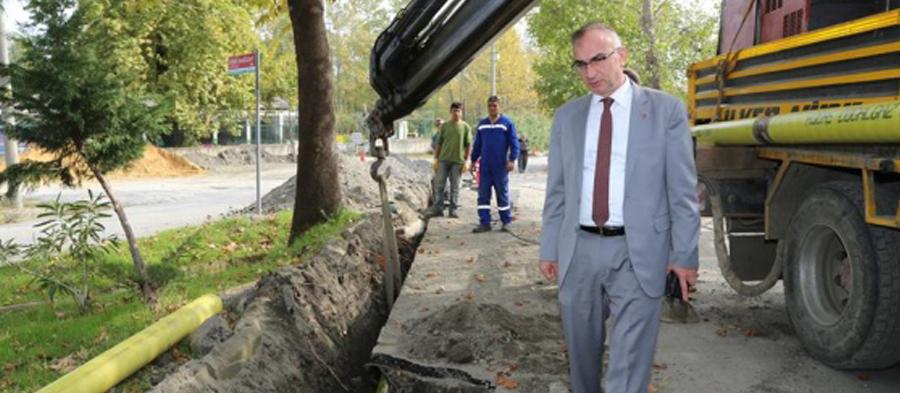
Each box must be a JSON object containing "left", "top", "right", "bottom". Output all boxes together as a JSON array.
[
  {"left": 88, "top": 163, "right": 158, "bottom": 305},
  {"left": 287, "top": 0, "right": 341, "bottom": 243},
  {"left": 641, "top": 0, "right": 661, "bottom": 89},
  {"left": 0, "top": 6, "right": 22, "bottom": 209}
]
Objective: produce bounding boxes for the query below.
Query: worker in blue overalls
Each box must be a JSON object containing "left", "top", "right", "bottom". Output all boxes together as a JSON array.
[{"left": 470, "top": 95, "right": 520, "bottom": 233}]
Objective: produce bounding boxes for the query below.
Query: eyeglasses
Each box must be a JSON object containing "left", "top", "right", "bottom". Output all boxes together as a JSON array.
[{"left": 571, "top": 48, "right": 620, "bottom": 73}]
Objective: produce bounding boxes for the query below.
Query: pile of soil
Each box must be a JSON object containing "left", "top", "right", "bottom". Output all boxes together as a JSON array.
[
  {"left": 0, "top": 145, "right": 203, "bottom": 179},
  {"left": 150, "top": 220, "right": 393, "bottom": 393},
  {"left": 168, "top": 145, "right": 295, "bottom": 170},
  {"left": 110, "top": 145, "right": 204, "bottom": 179},
  {"left": 244, "top": 153, "right": 431, "bottom": 216},
  {"left": 403, "top": 303, "right": 566, "bottom": 376}
]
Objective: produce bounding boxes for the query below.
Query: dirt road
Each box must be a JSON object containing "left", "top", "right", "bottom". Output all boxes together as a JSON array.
[
  {"left": 375, "top": 156, "right": 900, "bottom": 392},
  {"left": 0, "top": 164, "right": 297, "bottom": 245}
]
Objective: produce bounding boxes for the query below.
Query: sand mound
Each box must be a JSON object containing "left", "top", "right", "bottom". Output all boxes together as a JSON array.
[
  {"left": 110, "top": 145, "right": 204, "bottom": 179},
  {"left": 0, "top": 144, "right": 203, "bottom": 179}
]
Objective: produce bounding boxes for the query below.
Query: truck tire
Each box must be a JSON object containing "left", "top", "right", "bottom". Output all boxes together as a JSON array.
[{"left": 782, "top": 181, "right": 900, "bottom": 369}]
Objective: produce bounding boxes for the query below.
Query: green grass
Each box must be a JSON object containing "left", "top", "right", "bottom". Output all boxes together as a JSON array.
[{"left": 0, "top": 208, "right": 361, "bottom": 392}]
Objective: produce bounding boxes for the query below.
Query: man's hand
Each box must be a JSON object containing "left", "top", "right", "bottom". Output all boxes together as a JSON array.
[
  {"left": 667, "top": 264, "right": 698, "bottom": 302},
  {"left": 432, "top": 159, "right": 439, "bottom": 173},
  {"left": 506, "top": 160, "right": 515, "bottom": 172},
  {"left": 461, "top": 161, "right": 468, "bottom": 173},
  {"left": 539, "top": 260, "right": 558, "bottom": 281}
]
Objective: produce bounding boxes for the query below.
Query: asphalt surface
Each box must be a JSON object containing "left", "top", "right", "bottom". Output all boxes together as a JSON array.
[{"left": 0, "top": 164, "right": 297, "bottom": 245}]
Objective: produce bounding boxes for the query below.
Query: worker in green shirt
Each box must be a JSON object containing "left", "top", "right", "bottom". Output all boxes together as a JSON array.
[{"left": 428, "top": 102, "right": 472, "bottom": 218}]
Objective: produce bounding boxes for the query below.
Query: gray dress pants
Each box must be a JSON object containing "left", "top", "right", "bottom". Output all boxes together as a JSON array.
[{"left": 558, "top": 230, "right": 662, "bottom": 393}]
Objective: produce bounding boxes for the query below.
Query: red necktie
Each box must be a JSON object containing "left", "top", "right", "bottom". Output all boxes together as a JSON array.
[{"left": 592, "top": 97, "right": 614, "bottom": 227}]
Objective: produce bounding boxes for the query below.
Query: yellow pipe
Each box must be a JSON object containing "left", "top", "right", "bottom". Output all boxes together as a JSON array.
[
  {"left": 692, "top": 118, "right": 757, "bottom": 145},
  {"left": 768, "top": 102, "right": 900, "bottom": 144},
  {"left": 692, "top": 102, "right": 900, "bottom": 145},
  {"left": 38, "top": 294, "right": 223, "bottom": 393}
]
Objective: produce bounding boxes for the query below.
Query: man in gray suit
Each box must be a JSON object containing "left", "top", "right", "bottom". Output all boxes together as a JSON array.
[{"left": 538, "top": 22, "right": 700, "bottom": 393}]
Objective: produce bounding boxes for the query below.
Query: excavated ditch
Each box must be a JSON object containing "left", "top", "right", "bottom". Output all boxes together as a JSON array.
[{"left": 148, "top": 154, "right": 432, "bottom": 393}]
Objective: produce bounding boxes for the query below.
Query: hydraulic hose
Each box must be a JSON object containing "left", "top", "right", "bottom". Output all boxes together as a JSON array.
[{"left": 707, "top": 182, "right": 783, "bottom": 297}]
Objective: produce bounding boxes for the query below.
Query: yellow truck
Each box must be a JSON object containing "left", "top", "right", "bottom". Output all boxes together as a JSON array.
[{"left": 690, "top": 0, "right": 900, "bottom": 369}]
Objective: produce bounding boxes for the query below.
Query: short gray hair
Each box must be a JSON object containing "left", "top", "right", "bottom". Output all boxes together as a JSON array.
[{"left": 570, "top": 21, "right": 623, "bottom": 47}]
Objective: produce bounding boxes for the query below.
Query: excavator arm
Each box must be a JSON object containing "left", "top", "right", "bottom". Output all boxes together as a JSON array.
[{"left": 366, "top": 0, "right": 536, "bottom": 153}]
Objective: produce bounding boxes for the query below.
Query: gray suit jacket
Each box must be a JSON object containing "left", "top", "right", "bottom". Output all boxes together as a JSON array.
[{"left": 538, "top": 85, "right": 700, "bottom": 298}]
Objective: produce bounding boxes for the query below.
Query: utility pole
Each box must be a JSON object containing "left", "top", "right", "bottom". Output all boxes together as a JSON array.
[
  {"left": 0, "top": 4, "right": 22, "bottom": 208},
  {"left": 490, "top": 43, "right": 498, "bottom": 96}
]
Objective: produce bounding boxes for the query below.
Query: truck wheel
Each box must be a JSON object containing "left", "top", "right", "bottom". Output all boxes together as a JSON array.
[{"left": 783, "top": 181, "right": 900, "bottom": 369}]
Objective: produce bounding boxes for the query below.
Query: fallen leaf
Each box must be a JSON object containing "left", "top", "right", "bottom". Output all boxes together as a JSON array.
[
  {"left": 91, "top": 329, "right": 109, "bottom": 345},
  {"left": 435, "top": 286, "right": 445, "bottom": 294},
  {"left": 171, "top": 347, "right": 190, "bottom": 364},
  {"left": 466, "top": 256, "right": 476, "bottom": 263},
  {"left": 474, "top": 273, "right": 486, "bottom": 283},
  {"left": 743, "top": 328, "right": 762, "bottom": 337},
  {"left": 417, "top": 248, "right": 426, "bottom": 254},
  {"left": 648, "top": 383, "right": 658, "bottom": 393},
  {"left": 3, "top": 363, "right": 17, "bottom": 372},
  {"left": 48, "top": 354, "right": 80, "bottom": 373},
  {"left": 222, "top": 242, "right": 237, "bottom": 252},
  {"left": 375, "top": 255, "right": 386, "bottom": 269},
  {"left": 715, "top": 327, "right": 729, "bottom": 337},
  {"left": 462, "top": 291, "right": 475, "bottom": 302},
  {"left": 506, "top": 363, "right": 519, "bottom": 372},
  {"left": 496, "top": 374, "right": 519, "bottom": 389},
  {"left": 652, "top": 362, "right": 668, "bottom": 370},
  {"left": 502, "top": 261, "right": 512, "bottom": 268},
  {"left": 514, "top": 301, "right": 525, "bottom": 307},
  {"left": 425, "top": 272, "right": 439, "bottom": 278}
]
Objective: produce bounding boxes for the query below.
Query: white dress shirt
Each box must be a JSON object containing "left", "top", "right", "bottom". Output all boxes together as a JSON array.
[{"left": 579, "top": 79, "right": 632, "bottom": 227}]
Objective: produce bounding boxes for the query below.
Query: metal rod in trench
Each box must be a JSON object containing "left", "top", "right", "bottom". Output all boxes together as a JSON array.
[{"left": 371, "top": 146, "right": 401, "bottom": 308}]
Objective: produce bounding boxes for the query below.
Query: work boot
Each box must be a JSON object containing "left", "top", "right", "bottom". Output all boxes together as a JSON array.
[
  {"left": 472, "top": 224, "right": 491, "bottom": 233},
  {"left": 448, "top": 210, "right": 459, "bottom": 218}
]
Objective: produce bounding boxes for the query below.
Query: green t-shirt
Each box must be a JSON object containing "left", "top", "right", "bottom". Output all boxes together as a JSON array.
[{"left": 436, "top": 120, "right": 472, "bottom": 164}]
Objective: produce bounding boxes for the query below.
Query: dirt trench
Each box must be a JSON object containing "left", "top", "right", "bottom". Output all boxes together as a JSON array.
[{"left": 149, "top": 154, "right": 431, "bottom": 393}]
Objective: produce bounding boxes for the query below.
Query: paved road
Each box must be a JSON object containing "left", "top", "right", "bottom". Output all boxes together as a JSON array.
[{"left": 0, "top": 164, "right": 297, "bottom": 244}]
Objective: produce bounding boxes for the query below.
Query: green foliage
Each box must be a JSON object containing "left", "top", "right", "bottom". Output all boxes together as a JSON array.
[
  {"left": 0, "top": 191, "right": 117, "bottom": 314},
  {"left": 27, "top": 0, "right": 261, "bottom": 147},
  {"left": 242, "top": 0, "right": 399, "bottom": 134},
  {"left": 527, "top": 0, "right": 718, "bottom": 112},
  {"left": 0, "top": 0, "right": 169, "bottom": 188},
  {"left": 512, "top": 113, "right": 552, "bottom": 152},
  {"left": 146, "top": 0, "right": 259, "bottom": 144}
]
